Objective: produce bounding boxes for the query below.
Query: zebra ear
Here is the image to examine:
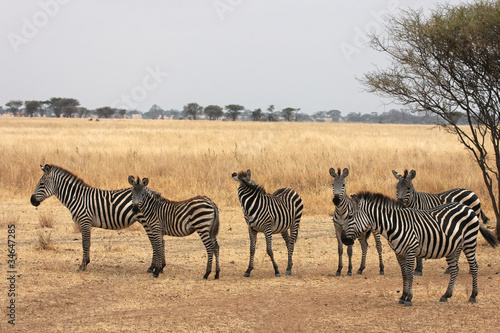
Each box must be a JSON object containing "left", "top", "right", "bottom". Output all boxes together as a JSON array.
[
  {"left": 42, "top": 164, "right": 51, "bottom": 174},
  {"left": 128, "top": 175, "right": 135, "bottom": 186},
  {"left": 329, "top": 168, "right": 337, "bottom": 178},
  {"left": 141, "top": 178, "right": 149, "bottom": 187},
  {"left": 409, "top": 170, "right": 416, "bottom": 180},
  {"left": 350, "top": 193, "right": 360, "bottom": 206},
  {"left": 231, "top": 172, "right": 239, "bottom": 182},
  {"left": 342, "top": 168, "right": 349, "bottom": 178},
  {"left": 246, "top": 169, "right": 252, "bottom": 180},
  {"left": 392, "top": 170, "right": 403, "bottom": 180}
]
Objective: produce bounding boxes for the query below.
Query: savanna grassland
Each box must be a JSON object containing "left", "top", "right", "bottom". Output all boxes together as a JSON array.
[{"left": 1, "top": 118, "right": 499, "bottom": 332}]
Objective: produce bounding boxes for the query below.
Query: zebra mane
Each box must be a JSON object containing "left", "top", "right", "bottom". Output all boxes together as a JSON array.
[
  {"left": 145, "top": 187, "right": 168, "bottom": 203},
  {"left": 356, "top": 191, "right": 405, "bottom": 208},
  {"left": 51, "top": 165, "right": 89, "bottom": 187},
  {"left": 236, "top": 171, "right": 266, "bottom": 194}
]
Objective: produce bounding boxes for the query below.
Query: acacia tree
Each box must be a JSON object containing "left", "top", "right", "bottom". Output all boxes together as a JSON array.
[
  {"left": 204, "top": 105, "right": 223, "bottom": 120},
  {"left": 183, "top": 102, "right": 203, "bottom": 120},
  {"left": 282, "top": 107, "right": 295, "bottom": 121},
  {"left": 24, "top": 100, "right": 41, "bottom": 117},
  {"left": 251, "top": 108, "right": 263, "bottom": 121},
  {"left": 225, "top": 104, "right": 244, "bottom": 121},
  {"left": 267, "top": 104, "right": 276, "bottom": 122},
  {"left": 6, "top": 100, "right": 23, "bottom": 116},
  {"left": 362, "top": 1, "right": 500, "bottom": 238}
]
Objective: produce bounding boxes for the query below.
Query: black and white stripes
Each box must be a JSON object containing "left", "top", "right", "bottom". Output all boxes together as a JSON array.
[
  {"left": 341, "top": 191, "right": 498, "bottom": 306},
  {"left": 30, "top": 164, "right": 162, "bottom": 274},
  {"left": 129, "top": 176, "right": 220, "bottom": 279},
  {"left": 232, "top": 170, "right": 303, "bottom": 277}
]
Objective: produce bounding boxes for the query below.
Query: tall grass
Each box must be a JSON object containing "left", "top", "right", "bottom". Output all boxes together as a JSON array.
[{"left": 0, "top": 118, "right": 487, "bottom": 215}]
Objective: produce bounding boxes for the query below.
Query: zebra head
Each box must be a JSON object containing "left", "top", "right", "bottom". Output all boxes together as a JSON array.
[
  {"left": 340, "top": 194, "right": 371, "bottom": 246},
  {"left": 392, "top": 169, "right": 416, "bottom": 206},
  {"left": 31, "top": 164, "right": 56, "bottom": 207},
  {"left": 128, "top": 176, "right": 149, "bottom": 214},
  {"left": 329, "top": 167, "right": 349, "bottom": 206}
]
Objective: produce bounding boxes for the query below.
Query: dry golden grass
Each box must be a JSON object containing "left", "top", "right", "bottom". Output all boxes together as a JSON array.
[
  {"left": 38, "top": 211, "right": 55, "bottom": 229},
  {"left": 0, "top": 118, "right": 499, "bottom": 332}
]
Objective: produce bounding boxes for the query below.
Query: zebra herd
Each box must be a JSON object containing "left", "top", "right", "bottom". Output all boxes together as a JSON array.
[{"left": 30, "top": 164, "right": 498, "bottom": 306}]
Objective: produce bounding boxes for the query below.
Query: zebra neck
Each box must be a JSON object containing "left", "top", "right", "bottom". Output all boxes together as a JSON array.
[
  {"left": 53, "top": 174, "right": 90, "bottom": 207},
  {"left": 335, "top": 197, "right": 350, "bottom": 214}
]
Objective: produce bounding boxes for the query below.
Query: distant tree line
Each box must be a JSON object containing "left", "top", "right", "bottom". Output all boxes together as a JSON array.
[{"left": 0, "top": 98, "right": 467, "bottom": 125}]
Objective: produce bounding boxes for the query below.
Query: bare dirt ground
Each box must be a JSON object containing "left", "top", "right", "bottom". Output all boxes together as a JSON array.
[{"left": 1, "top": 199, "right": 500, "bottom": 332}]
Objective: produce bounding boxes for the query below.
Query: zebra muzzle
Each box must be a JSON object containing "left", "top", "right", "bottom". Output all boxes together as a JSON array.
[
  {"left": 340, "top": 230, "right": 354, "bottom": 246},
  {"left": 30, "top": 195, "right": 40, "bottom": 207}
]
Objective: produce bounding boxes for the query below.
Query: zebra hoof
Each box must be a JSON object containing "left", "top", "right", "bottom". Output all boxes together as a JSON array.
[
  {"left": 444, "top": 268, "right": 451, "bottom": 274},
  {"left": 404, "top": 301, "right": 412, "bottom": 307},
  {"left": 214, "top": 273, "right": 220, "bottom": 280},
  {"left": 469, "top": 297, "right": 476, "bottom": 303},
  {"left": 414, "top": 271, "right": 423, "bottom": 276},
  {"left": 379, "top": 271, "right": 385, "bottom": 275},
  {"left": 147, "top": 268, "right": 154, "bottom": 274},
  {"left": 275, "top": 273, "right": 281, "bottom": 277},
  {"left": 439, "top": 296, "right": 448, "bottom": 302},
  {"left": 398, "top": 299, "right": 405, "bottom": 305},
  {"left": 285, "top": 271, "right": 291, "bottom": 276},
  {"left": 243, "top": 272, "right": 250, "bottom": 278},
  {"left": 335, "top": 271, "right": 341, "bottom": 276},
  {"left": 347, "top": 272, "right": 352, "bottom": 276},
  {"left": 356, "top": 270, "right": 363, "bottom": 275}
]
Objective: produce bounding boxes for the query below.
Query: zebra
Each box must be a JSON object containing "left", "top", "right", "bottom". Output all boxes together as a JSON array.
[
  {"left": 329, "top": 167, "right": 384, "bottom": 276},
  {"left": 393, "top": 169, "right": 491, "bottom": 275},
  {"left": 128, "top": 176, "right": 220, "bottom": 279},
  {"left": 30, "top": 164, "right": 164, "bottom": 276},
  {"left": 232, "top": 170, "right": 303, "bottom": 277},
  {"left": 392, "top": 169, "right": 490, "bottom": 223},
  {"left": 341, "top": 191, "right": 498, "bottom": 306}
]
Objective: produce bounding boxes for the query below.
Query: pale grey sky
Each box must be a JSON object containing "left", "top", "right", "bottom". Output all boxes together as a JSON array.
[{"left": 1, "top": 0, "right": 472, "bottom": 114}]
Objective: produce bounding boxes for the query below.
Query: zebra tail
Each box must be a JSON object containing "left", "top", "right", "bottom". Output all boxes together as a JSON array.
[
  {"left": 210, "top": 202, "right": 220, "bottom": 239},
  {"left": 480, "top": 210, "right": 490, "bottom": 224},
  {"left": 479, "top": 223, "right": 499, "bottom": 248}
]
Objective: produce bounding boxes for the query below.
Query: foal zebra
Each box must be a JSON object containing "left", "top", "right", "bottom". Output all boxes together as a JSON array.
[
  {"left": 30, "top": 164, "right": 163, "bottom": 275},
  {"left": 341, "top": 191, "right": 498, "bottom": 306},
  {"left": 128, "top": 176, "right": 220, "bottom": 279},
  {"left": 329, "top": 168, "right": 384, "bottom": 275},
  {"left": 232, "top": 170, "right": 303, "bottom": 277},
  {"left": 393, "top": 169, "right": 491, "bottom": 274}
]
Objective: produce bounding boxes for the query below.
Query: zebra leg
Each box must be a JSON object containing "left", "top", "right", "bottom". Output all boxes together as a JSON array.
[
  {"left": 199, "top": 230, "right": 217, "bottom": 280},
  {"left": 415, "top": 257, "right": 423, "bottom": 276},
  {"left": 464, "top": 247, "right": 479, "bottom": 303},
  {"left": 440, "top": 249, "right": 461, "bottom": 302},
  {"left": 346, "top": 244, "right": 353, "bottom": 276},
  {"left": 374, "top": 231, "right": 385, "bottom": 275},
  {"left": 396, "top": 254, "right": 414, "bottom": 306},
  {"left": 357, "top": 233, "right": 368, "bottom": 275},
  {"left": 285, "top": 224, "right": 300, "bottom": 276},
  {"left": 335, "top": 226, "right": 344, "bottom": 276},
  {"left": 264, "top": 229, "right": 281, "bottom": 277},
  {"left": 140, "top": 220, "right": 164, "bottom": 274},
  {"left": 281, "top": 230, "right": 292, "bottom": 275},
  {"left": 244, "top": 228, "right": 257, "bottom": 277},
  {"left": 444, "top": 246, "right": 461, "bottom": 274},
  {"left": 213, "top": 239, "right": 220, "bottom": 280},
  {"left": 78, "top": 221, "right": 92, "bottom": 272}
]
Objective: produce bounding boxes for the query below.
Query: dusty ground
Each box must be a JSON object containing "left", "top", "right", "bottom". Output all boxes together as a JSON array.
[{"left": 1, "top": 199, "right": 500, "bottom": 332}]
